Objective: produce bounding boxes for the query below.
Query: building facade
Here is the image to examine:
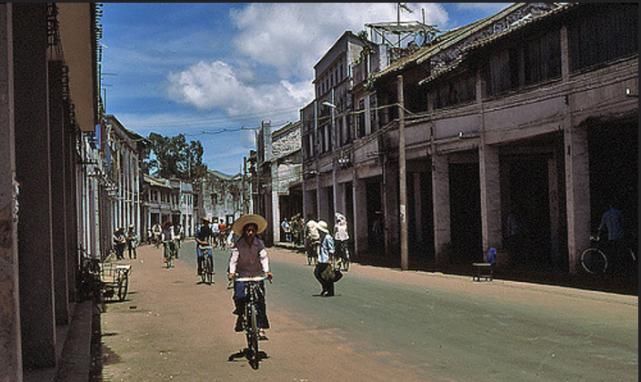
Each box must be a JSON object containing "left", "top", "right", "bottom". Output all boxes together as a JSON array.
[
  {"left": 254, "top": 121, "right": 303, "bottom": 245},
  {"left": 194, "top": 170, "right": 244, "bottom": 227},
  {"left": 302, "top": 2, "right": 638, "bottom": 276},
  {"left": 0, "top": 3, "right": 101, "bottom": 379}
]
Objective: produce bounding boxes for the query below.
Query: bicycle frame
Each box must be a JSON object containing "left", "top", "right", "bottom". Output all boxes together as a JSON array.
[
  {"left": 198, "top": 246, "right": 214, "bottom": 284},
  {"left": 234, "top": 275, "right": 268, "bottom": 369}
]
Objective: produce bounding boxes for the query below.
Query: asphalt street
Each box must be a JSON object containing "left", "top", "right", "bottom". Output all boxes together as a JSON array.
[{"left": 96, "top": 240, "right": 637, "bottom": 381}]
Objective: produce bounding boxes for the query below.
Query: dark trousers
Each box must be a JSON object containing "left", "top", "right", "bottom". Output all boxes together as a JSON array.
[
  {"left": 127, "top": 242, "right": 137, "bottom": 259},
  {"left": 114, "top": 244, "right": 126, "bottom": 259},
  {"left": 233, "top": 281, "right": 270, "bottom": 329},
  {"left": 314, "top": 263, "right": 334, "bottom": 296}
]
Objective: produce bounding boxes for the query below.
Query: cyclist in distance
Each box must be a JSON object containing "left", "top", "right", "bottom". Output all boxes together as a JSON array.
[
  {"left": 195, "top": 217, "right": 214, "bottom": 276},
  {"left": 228, "top": 214, "right": 272, "bottom": 338}
]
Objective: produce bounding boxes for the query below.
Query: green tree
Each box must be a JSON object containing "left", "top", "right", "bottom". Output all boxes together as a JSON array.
[{"left": 144, "top": 132, "right": 207, "bottom": 181}]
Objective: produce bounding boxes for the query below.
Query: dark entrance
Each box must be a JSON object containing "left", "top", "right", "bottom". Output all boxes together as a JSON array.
[
  {"left": 407, "top": 171, "right": 433, "bottom": 264},
  {"left": 506, "top": 157, "right": 551, "bottom": 271},
  {"left": 449, "top": 163, "right": 482, "bottom": 264},
  {"left": 588, "top": 120, "right": 638, "bottom": 253},
  {"left": 366, "top": 178, "right": 384, "bottom": 256}
]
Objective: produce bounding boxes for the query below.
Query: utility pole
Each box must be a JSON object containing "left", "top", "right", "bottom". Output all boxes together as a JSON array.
[
  {"left": 398, "top": 74, "right": 408, "bottom": 270},
  {"left": 330, "top": 88, "right": 337, "bottom": 221},
  {"left": 242, "top": 156, "right": 248, "bottom": 213}
]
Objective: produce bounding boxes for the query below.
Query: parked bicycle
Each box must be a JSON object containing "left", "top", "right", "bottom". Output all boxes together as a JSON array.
[
  {"left": 78, "top": 248, "right": 103, "bottom": 302},
  {"left": 580, "top": 234, "right": 636, "bottom": 274},
  {"left": 228, "top": 275, "right": 270, "bottom": 370},
  {"left": 199, "top": 245, "right": 214, "bottom": 284}
]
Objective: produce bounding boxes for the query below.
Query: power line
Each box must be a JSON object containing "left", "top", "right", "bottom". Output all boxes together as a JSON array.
[{"left": 132, "top": 105, "right": 302, "bottom": 128}]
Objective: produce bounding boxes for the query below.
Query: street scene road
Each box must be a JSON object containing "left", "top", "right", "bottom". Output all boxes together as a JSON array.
[{"left": 95, "top": 242, "right": 637, "bottom": 382}]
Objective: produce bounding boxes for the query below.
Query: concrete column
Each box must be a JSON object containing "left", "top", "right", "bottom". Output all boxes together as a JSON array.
[
  {"left": 479, "top": 143, "right": 502, "bottom": 252},
  {"left": 0, "top": 4, "right": 24, "bottom": 380},
  {"left": 353, "top": 177, "right": 367, "bottom": 257},
  {"left": 48, "top": 60, "right": 69, "bottom": 325},
  {"left": 13, "top": 3, "right": 56, "bottom": 368},
  {"left": 65, "top": 127, "right": 78, "bottom": 300},
  {"left": 431, "top": 154, "right": 451, "bottom": 265},
  {"left": 564, "top": 127, "right": 590, "bottom": 274},
  {"left": 383, "top": 161, "right": 399, "bottom": 258},
  {"left": 318, "top": 184, "right": 329, "bottom": 224},
  {"left": 271, "top": 163, "right": 280, "bottom": 243},
  {"left": 413, "top": 172, "right": 423, "bottom": 242},
  {"left": 336, "top": 181, "right": 346, "bottom": 216}
]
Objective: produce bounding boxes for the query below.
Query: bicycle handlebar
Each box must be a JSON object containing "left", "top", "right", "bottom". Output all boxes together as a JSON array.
[{"left": 234, "top": 275, "right": 269, "bottom": 282}]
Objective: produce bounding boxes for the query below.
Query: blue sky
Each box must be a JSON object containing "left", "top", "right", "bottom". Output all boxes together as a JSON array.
[{"left": 101, "top": 3, "right": 510, "bottom": 175}]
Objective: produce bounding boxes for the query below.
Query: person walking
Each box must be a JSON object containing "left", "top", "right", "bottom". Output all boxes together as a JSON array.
[
  {"left": 227, "top": 214, "right": 272, "bottom": 338},
  {"left": 304, "top": 215, "right": 320, "bottom": 265},
  {"left": 126, "top": 224, "right": 138, "bottom": 259},
  {"left": 313, "top": 220, "right": 336, "bottom": 297},
  {"left": 334, "top": 212, "right": 350, "bottom": 270},
  {"left": 598, "top": 202, "right": 625, "bottom": 274},
  {"left": 281, "top": 217, "right": 291, "bottom": 243},
  {"left": 152, "top": 223, "right": 162, "bottom": 248},
  {"left": 112, "top": 227, "right": 127, "bottom": 260}
]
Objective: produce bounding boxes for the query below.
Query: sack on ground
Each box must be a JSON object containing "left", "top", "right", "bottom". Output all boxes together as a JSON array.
[{"left": 320, "top": 264, "right": 335, "bottom": 282}]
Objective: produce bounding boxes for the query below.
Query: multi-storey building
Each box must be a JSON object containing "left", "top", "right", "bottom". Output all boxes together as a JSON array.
[
  {"left": 102, "top": 114, "right": 146, "bottom": 245},
  {"left": 0, "top": 3, "right": 101, "bottom": 378},
  {"left": 254, "top": 120, "right": 303, "bottom": 245},
  {"left": 302, "top": 31, "right": 371, "bottom": 228},
  {"left": 194, "top": 169, "right": 244, "bottom": 228},
  {"left": 302, "top": 2, "right": 638, "bottom": 277}
]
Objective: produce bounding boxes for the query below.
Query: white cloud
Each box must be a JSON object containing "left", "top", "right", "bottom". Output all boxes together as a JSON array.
[
  {"left": 455, "top": 3, "right": 512, "bottom": 13},
  {"left": 229, "top": 3, "right": 449, "bottom": 79},
  {"left": 167, "top": 60, "right": 313, "bottom": 119}
]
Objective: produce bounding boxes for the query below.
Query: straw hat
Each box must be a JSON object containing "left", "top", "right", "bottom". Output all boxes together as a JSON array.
[
  {"left": 201, "top": 217, "right": 211, "bottom": 223},
  {"left": 317, "top": 220, "right": 329, "bottom": 233},
  {"left": 232, "top": 214, "right": 268, "bottom": 236}
]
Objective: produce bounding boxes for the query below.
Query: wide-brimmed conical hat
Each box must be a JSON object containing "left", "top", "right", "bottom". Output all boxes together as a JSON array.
[{"left": 232, "top": 214, "right": 268, "bottom": 236}]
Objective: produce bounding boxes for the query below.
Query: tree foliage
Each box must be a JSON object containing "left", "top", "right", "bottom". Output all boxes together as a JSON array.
[{"left": 144, "top": 132, "right": 208, "bottom": 180}]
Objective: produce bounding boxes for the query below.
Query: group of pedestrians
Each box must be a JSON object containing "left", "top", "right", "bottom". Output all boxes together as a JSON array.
[
  {"left": 112, "top": 225, "right": 139, "bottom": 260},
  {"left": 304, "top": 213, "right": 350, "bottom": 297}
]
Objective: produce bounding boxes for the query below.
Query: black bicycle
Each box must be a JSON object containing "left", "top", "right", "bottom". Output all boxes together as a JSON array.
[
  {"left": 163, "top": 240, "right": 177, "bottom": 268},
  {"left": 199, "top": 245, "right": 214, "bottom": 284},
  {"left": 580, "top": 235, "right": 636, "bottom": 274},
  {"left": 333, "top": 240, "right": 351, "bottom": 272},
  {"left": 228, "top": 275, "right": 270, "bottom": 370}
]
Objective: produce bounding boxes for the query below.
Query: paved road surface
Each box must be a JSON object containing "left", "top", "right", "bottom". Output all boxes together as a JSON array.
[{"left": 95, "top": 241, "right": 637, "bottom": 381}]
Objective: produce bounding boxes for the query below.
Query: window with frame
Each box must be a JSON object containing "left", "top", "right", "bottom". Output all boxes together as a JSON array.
[
  {"left": 524, "top": 29, "right": 561, "bottom": 85},
  {"left": 568, "top": 4, "right": 638, "bottom": 72},
  {"left": 357, "top": 99, "right": 366, "bottom": 138}
]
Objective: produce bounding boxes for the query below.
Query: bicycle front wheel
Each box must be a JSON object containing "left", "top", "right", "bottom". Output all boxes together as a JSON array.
[
  {"left": 206, "top": 256, "right": 213, "bottom": 284},
  {"left": 247, "top": 304, "right": 260, "bottom": 368},
  {"left": 581, "top": 248, "right": 608, "bottom": 274},
  {"left": 117, "top": 275, "right": 129, "bottom": 301}
]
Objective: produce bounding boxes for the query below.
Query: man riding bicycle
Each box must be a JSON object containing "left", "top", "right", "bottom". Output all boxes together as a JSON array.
[
  {"left": 161, "top": 221, "right": 178, "bottom": 267},
  {"left": 228, "top": 214, "right": 272, "bottom": 339},
  {"left": 196, "top": 217, "right": 214, "bottom": 277}
]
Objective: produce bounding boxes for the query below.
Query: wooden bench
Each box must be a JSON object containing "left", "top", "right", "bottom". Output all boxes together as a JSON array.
[{"left": 472, "top": 262, "right": 493, "bottom": 281}]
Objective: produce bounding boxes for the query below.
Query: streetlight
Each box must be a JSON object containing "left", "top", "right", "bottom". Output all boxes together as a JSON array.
[{"left": 323, "top": 91, "right": 338, "bottom": 223}]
